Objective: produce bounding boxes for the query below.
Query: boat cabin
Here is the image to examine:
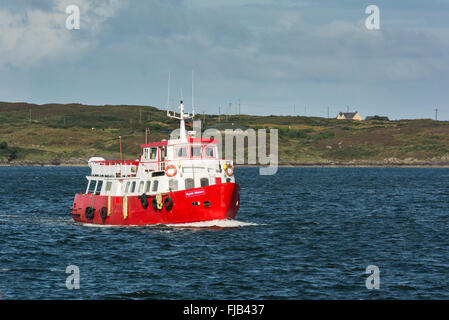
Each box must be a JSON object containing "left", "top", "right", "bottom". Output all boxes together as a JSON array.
[{"left": 85, "top": 136, "right": 233, "bottom": 197}]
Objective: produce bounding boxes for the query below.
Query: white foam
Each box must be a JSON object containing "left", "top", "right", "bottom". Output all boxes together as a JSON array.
[
  {"left": 76, "top": 219, "right": 261, "bottom": 229},
  {"left": 77, "top": 222, "right": 125, "bottom": 228},
  {"left": 166, "top": 219, "right": 261, "bottom": 228}
]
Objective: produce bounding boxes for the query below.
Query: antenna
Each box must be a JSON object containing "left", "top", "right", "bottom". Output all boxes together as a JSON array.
[
  {"left": 192, "top": 70, "right": 195, "bottom": 117},
  {"left": 165, "top": 73, "right": 195, "bottom": 139},
  {"left": 167, "top": 72, "right": 171, "bottom": 110}
]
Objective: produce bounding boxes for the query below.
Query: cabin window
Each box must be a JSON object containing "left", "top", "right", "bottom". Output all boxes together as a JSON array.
[
  {"left": 169, "top": 179, "right": 178, "bottom": 191},
  {"left": 149, "top": 147, "right": 157, "bottom": 160},
  {"left": 96, "top": 181, "right": 103, "bottom": 194},
  {"left": 145, "top": 181, "right": 151, "bottom": 193},
  {"left": 205, "top": 146, "right": 215, "bottom": 158},
  {"left": 85, "top": 180, "right": 91, "bottom": 194},
  {"left": 87, "top": 181, "right": 96, "bottom": 193},
  {"left": 105, "top": 181, "right": 112, "bottom": 192},
  {"left": 138, "top": 181, "right": 144, "bottom": 193},
  {"left": 175, "top": 146, "right": 188, "bottom": 158},
  {"left": 191, "top": 146, "right": 202, "bottom": 158},
  {"left": 152, "top": 180, "right": 159, "bottom": 192},
  {"left": 200, "top": 178, "right": 209, "bottom": 187},
  {"left": 185, "top": 178, "right": 195, "bottom": 189},
  {"left": 124, "top": 181, "right": 130, "bottom": 193},
  {"left": 130, "top": 181, "right": 136, "bottom": 193}
]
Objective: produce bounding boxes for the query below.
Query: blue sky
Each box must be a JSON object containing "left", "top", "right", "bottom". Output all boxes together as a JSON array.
[{"left": 0, "top": 0, "right": 448, "bottom": 120}]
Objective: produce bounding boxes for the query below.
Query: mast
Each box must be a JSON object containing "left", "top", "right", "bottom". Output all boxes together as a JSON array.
[
  {"left": 167, "top": 100, "right": 194, "bottom": 140},
  {"left": 180, "top": 100, "right": 186, "bottom": 139}
]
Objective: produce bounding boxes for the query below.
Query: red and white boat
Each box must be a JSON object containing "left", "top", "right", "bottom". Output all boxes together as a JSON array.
[{"left": 70, "top": 100, "right": 240, "bottom": 225}]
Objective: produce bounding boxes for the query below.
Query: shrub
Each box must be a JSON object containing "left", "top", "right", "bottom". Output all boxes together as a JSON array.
[
  {"left": 8, "top": 148, "right": 18, "bottom": 161},
  {"left": 313, "top": 131, "right": 335, "bottom": 140}
]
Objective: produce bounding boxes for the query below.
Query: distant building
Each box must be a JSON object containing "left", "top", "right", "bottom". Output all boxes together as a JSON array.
[
  {"left": 365, "top": 115, "right": 389, "bottom": 121},
  {"left": 337, "top": 111, "right": 362, "bottom": 121}
]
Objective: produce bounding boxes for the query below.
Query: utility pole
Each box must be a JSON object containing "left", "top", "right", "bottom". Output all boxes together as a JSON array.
[
  {"left": 347, "top": 105, "right": 349, "bottom": 113},
  {"left": 327, "top": 106, "right": 330, "bottom": 119},
  {"left": 435, "top": 108, "right": 438, "bottom": 121},
  {"left": 119, "top": 136, "right": 122, "bottom": 160},
  {"left": 145, "top": 128, "right": 150, "bottom": 144},
  {"left": 304, "top": 105, "right": 307, "bottom": 117}
]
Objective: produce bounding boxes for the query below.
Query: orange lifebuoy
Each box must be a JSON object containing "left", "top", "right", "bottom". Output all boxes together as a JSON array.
[
  {"left": 225, "top": 164, "right": 233, "bottom": 176},
  {"left": 165, "top": 164, "right": 177, "bottom": 177}
]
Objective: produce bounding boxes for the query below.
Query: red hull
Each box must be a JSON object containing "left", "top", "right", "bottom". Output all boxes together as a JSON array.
[{"left": 70, "top": 183, "right": 240, "bottom": 225}]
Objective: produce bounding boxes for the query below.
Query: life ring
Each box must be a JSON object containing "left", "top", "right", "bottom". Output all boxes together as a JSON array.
[
  {"left": 164, "top": 197, "right": 173, "bottom": 211},
  {"left": 139, "top": 194, "right": 149, "bottom": 209},
  {"left": 225, "top": 164, "right": 234, "bottom": 176},
  {"left": 100, "top": 206, "right": 107, "bottom": 221},
  {"left": 165, "top": 164, "right": 177, "bottom": 177}
]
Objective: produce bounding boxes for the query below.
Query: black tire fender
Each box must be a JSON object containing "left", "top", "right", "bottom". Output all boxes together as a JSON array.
[
  {"left": 139, "top": 194, "right": 149, "bottom": 209},
  {"left": 85, "top": 206, "right": 94, "bottom": 220},
  {"left": 100, "top": 206, "right": 107, "bottom": 221},
  {"left": 152, "top": 197, "right": 158, "bottom": 211},
  {"left": 164, "top": 197, "right": 173, "bottom": 211}
]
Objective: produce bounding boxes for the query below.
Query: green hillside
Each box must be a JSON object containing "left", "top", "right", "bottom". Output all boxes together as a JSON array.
[{"left": 1, "top": 101, "right": 449, "bottom": 166}]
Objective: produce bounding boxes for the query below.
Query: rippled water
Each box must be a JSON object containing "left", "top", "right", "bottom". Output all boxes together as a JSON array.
[{"left": 1, "top": 166, "right": 449, "bottom": 299}]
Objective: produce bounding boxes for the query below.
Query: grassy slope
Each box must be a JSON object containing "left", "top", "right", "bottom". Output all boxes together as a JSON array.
[{"left": 1, "top": 101, "right": 449, "bottom": 165}]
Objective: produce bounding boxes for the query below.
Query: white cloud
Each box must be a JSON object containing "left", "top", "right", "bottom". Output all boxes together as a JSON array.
[
  {"left": 0, "top": 0, "right": 127, "bottom": 69},
  {"left": 107, "top": 2, "right": 449, "bottom": 84}
]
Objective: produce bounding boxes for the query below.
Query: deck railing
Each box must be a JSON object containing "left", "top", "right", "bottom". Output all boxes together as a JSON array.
[
  {"left": 88, "top": 158, "right": 233, "bottom": 178},
  {"left": 89, "top": 160, "right": 139, "bottom": 178}
]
